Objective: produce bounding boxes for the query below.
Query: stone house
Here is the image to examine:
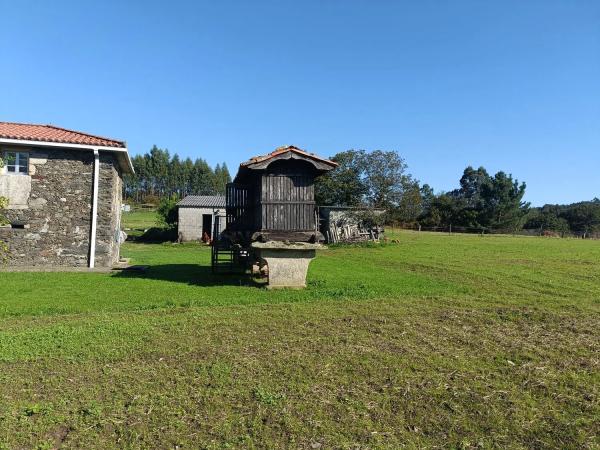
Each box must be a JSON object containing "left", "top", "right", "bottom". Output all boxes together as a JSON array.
[
  {"left": 0, "top": 122, "right": 133, "bottom": 269},
  {"left": 177, "top": 195, "right": 226, "bottom": 242}
]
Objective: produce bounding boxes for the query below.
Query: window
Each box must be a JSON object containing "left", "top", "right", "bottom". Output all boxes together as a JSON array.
[{"left": 4, "top": 151, "right": 29, "bottom": 175}]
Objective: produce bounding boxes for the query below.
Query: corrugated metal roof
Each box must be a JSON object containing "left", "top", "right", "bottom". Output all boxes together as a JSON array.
[{"left": 177, "top": 195, "right": 226, "bottom": 208}]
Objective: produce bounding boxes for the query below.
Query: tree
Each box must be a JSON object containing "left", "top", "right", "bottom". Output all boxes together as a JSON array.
[
  {"left": 181, "top": 157, "right": 195, "bottom": 196},
  {"left": 479, "top": 171, "right": 529, "bottom": 230},
  {"left": 157, "top": 195, "right": 180, "bottom": 228},
  {"left": 418, "top": 166, "right": 528, "bottom": 231},
  {"left": 524, "top": 209, "right": 570, "bottom": 233},
  {"left": 123, "top": 147, "right": 228, "bottom": 202},
  {"left": 363, "top": 150, "right": 413, "bottom": 208},
  {"left": 392, "top": 179, "right": 422, "bottom": 224},
  {"left": 561, "top": 201, "right": 600, "bottom": 238},
  {"left": 191, "top": 158, "right": 213, "bottom": 195},
  {"left": 315, "top": 149, "right": 422, "bottom": 225},
  {"left": 419, "top": 184, "right": 435, "bottom": 215},
  {"left": 523, "top": 200, "right": 600, "bottom": 237},
  {"left": 459, "top": 166, "right": 489, "bottom": 208},
  {"left": 315, "top": 150, "right": 368, "bottom": 206},
  {"left": 148, "top": 146, "right": 171, "bottom": 196},
  {"left": 168, "top": 154, "right": 183, "bottom": 196},
  {"left": 221, "top": 163, "right": 232, "bottom": 187},
  {"left": 212, "top": 162, "right": 231, "bottom": 195},
  {"left": 420, "top": 194, "right": 463, "bottom": 228}
]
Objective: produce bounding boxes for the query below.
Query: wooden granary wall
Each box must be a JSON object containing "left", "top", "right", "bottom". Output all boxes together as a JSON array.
[
  {"left": 225, "top": 147, "right": 337, "bottom": 241},
  {"left": 260, "top": 160, "right": 316, "bottom": 231}
]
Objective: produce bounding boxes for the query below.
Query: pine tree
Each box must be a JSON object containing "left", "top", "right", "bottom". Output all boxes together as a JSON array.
[
  {"left": 168, "top": 154, "right": 183, "bottom": 197},
  {"left": 181, "top": 157, "right": 194, "bottom": 196},
  {"left": 192, "top": 158, "right": 213, "bottom": 195},
  {"left": 212, "top": 162, "right": 231, "bottom": 194},
  {"left": 123, "top": 147, "right": 231, "bottom": 201}
]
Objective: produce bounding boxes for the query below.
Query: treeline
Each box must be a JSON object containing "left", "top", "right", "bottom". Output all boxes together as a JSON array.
[
  {"left": 524, "top": 200, "right": 600, "bottom": 237},
  {"left": 418, "top": 166, "right": 529, "bottom": 231},
  {"left": 124, "top": 146, "right": 599, "bottom": 237},
  {"left": 315, "top": 151, "right": 529, "bottom": 231},
  {"left": 315, "top": 150, "right": 599, "bottom": 237},
  {"left": 418, "top": 169, "right": 599, "bottom": 236},
  {"left": 124, "top": 146, "right": 231, "bottom": 203}
]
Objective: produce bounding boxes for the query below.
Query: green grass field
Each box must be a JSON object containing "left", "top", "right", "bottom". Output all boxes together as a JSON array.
[
  {"left": 121, "top": 209, "right": 159, "bottom": 230},
  {"left": 1, "top": 232, "right": 599, "bottom": 449}
]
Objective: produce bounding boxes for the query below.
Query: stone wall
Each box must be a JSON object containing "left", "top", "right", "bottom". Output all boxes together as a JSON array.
[
  {"left": 0, "top": 147, "right": 123, "bottom": 268},
  {"left": 95, "top": 154, "right": 123, "bottom": 267}
]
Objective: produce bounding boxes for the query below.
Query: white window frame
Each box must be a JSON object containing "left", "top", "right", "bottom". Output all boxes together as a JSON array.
[{"left": 3, "top": 150, "right": 29, "bottom": 175}]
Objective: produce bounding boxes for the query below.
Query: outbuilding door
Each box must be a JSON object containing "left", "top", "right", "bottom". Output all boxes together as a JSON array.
[{"left": 202, "top": 214, "right": 212, "bottom": 239}]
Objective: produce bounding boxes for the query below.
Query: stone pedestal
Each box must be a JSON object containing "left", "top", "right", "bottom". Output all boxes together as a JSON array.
[{"left": 251, "top": 241, "right": 324, "bottom": 289}]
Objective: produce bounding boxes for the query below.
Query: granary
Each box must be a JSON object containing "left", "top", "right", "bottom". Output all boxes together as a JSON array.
[
  {"left": 225, "top": 145, "right": 337, "bottom": 243},
  {"left": 177, "top": 195, "right": 226, "bottom": 242},
  {"left": 214, "top": 145, "right": 337, "bottom": 288},
  {"left": 0, "top": 122, "right": 133, "bottom": 269}
]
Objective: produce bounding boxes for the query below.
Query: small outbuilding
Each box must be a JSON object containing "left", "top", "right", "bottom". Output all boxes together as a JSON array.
[
  {"left": 177, "top": 195, "right": 226, "bottom": 242},
  {"left": 0, "top": 121, "right": 133, "bottom": 269}
]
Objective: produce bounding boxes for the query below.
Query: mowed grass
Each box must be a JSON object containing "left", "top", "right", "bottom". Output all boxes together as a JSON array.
[
  {"left": 121, "top": 209, "right": 159, "bottom": 230},
  {"left": 0, "top": 232, "right": 598, "bottom": 449}
]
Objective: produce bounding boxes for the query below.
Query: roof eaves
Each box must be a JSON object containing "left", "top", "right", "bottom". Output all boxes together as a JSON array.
[
  {"left": 0, "top": 122, "right": 126, "bottom": 148},
  {"left": 240, "top": 146, "right": 338, "bottom": 168},
  {"left": 45, "top": 124, "right": 126, "bottom": 148}
]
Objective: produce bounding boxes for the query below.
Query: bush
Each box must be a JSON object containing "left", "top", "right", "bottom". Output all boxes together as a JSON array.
[
  {"left": 136, "top": 226, "right": 178, "bottom": 243},
  {"left": 157, "top": 195, "right": 179, "bottom": 227},
  {"left": 142, "top": 194, "right": 161, "bottom": 206}
]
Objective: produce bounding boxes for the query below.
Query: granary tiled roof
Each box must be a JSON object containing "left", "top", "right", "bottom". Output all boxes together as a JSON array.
[
  {"left": 0, "top": 122, "right": 126, "bottom": 148},
  {"left": 177, "top": 195, "right": 226, "bottom": 208},
  {"left": 240, "top": 145, "right": 337, "bottom": 168}
]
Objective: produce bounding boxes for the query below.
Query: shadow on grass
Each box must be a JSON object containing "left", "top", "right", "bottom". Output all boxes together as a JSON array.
[{"left": 112, "top": 264, "right": 265, "bottom": 288}]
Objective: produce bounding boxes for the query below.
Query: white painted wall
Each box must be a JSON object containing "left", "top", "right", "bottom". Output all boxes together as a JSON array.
[{"left": 178, "top": 207, "right": 226, "bottom": 241}]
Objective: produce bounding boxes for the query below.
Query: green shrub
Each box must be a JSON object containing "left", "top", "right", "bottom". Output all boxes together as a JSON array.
[
  {"left": 157, "top": 195, "right": 179, "bottom": 227},
  {"left": 137, "top": 226, "right": 178, "bottom": 242}
]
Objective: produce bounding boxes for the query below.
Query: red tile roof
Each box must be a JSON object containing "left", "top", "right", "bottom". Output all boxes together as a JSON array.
[
  {"left": 0, "top": 122, "right": 126, "bottom": 148},
  {"left": 241, "top": 145, "right": 338, "bottom": 167}
]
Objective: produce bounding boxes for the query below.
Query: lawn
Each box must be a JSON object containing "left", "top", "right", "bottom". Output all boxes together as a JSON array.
[
  {"left": 121, "top": 209, "right": 159, "bottom": 230},
  {"left": 0, "top": 232, "right": 598, "bottom": 449}
]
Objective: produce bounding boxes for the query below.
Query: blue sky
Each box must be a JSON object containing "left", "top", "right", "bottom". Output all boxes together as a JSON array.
[{"left": 1, "top": 0, "right": 598, "bottom": 206}]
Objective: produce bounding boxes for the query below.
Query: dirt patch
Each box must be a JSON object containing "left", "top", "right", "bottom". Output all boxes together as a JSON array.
[{"left": 49, "top": 425, "right": 70, "bottom": 449}]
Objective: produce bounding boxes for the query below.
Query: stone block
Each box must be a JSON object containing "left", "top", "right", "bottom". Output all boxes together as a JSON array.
[
  {"left": 251, "top": 242, "right": 324, "bottom": 289},
  {"left": 0, "top": 175, "right": 32, "bottom": 208}
]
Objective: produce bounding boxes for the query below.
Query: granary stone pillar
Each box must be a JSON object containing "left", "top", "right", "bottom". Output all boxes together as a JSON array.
[{"left": 251, "top": 241, "right": 324, "bottom": 289}]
